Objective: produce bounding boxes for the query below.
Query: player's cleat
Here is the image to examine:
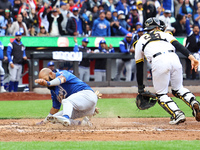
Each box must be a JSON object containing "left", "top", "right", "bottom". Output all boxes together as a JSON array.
[
  {"left": 0, "top": 86, "right": 6, "bottom": 93},
  {"left": 47, "top": 116, "right": 71, "bottom": 126},
  {"left": 81, "top": 116, "right": 93, "bottom": 127},
  {"left": 192, "top": 103, "right": 200, "bottom": 121},
  {"left": 169, "top": 113, "right": 186, "bottom": 125}
]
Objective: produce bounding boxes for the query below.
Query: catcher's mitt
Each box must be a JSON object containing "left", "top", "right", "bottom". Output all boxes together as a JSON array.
[{"left": 136, "top": 91, "right": 158, "bottom": 110}]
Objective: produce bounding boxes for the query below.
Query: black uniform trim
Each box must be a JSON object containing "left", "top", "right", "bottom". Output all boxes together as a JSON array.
[
  {"left": 171, "top": 41, "right": 190, "bottom": 58},
  {"left": 136, "top": 61, "right": 144, "bottom": 87}
]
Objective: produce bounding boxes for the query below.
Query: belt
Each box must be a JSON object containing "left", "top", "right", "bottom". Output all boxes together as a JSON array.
[{"left": 153, "top": 50, "right": 174, "bottom": 58}]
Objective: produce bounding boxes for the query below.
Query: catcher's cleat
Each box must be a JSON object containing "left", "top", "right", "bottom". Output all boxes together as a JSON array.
[
  {"left": 81, "top": 116, "right": 93, "bottom": 127},
  {"left": 192, "top": 103, "right": 200, "bottom": 121},
  {"left": 47, "top": 116, "right": 71, "bottom": 126},
  {"left": 169, "top": 113, "right": 186, "bottom": 125}
]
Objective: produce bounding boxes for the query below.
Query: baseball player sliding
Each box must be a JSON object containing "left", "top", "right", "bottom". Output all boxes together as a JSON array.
[
  {"left": 134, "top": 17, "right": 200, "bottom": 125},
  {"left": 35, "top": 68, "right": 100, "bottom": 126}
]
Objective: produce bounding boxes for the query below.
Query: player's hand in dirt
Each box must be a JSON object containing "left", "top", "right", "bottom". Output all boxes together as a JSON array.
[
  {"left": 36, "top": 120, "right": 46, "bottom": 125},
  {"left": 93, "top": 107, "right": 100, "bottom": 116}
]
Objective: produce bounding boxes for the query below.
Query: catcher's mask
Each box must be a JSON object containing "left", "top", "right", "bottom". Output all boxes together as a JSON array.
[{"left": 144, "top": 17, "right": 160, "bottom": 31}]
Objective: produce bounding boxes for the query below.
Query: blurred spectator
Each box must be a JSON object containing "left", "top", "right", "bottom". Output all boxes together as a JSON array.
[
  {"left": 135, "top": 22, "right": 142, "bottom": 31},
  {"left": 39, "top": 3, "right": 51, "bottom": 32},
  {"left": 133, "top": 27, "right": 144, "bottom": 40},
  {"left": 92, "top": 10, "right": 111, "bottom": 36},
  {"left": 127, "top": 6, "right": 139, "bottom": 30},
  {"left": 115, "top": 10, "right": 130, "bottom": 36},
  {"left": 79, "top": 0, "right": 99, "bottom": 15},
  {"left": 18, "top": 2, "right": 30, "bottom": 15},
  {"left": 93, "top": 39, "right": 115, "bottom": 81},
  {"left": 84, "top": 24, "right": 91, "bottom": 36},
  {"left": 4, "top": 9, "right": 13, "bottom": 35},
  {"left": 47, "top": 7, "right": 64, "bottom": 36},
  {"left": 0, "top": 0, "right": 12, "bottom": 14},
  {"left": 7, "top": 31, "right": 27, "bottom": 92},
  {"left": 185, "top": 18, "right": 200, "bottom": 79},
  {"left": 66, "top": 7, "right": 86, "bottom": 36},
  {"left": 0, "top": 12, "right": 6, "bottom": 36},
  {"left": 105, "top": 10, "right": 118, "bottom": 36},
  {"left": 194, "top": 7, "right": 200, "bottom": 27},
  {"left": 12, "top": 0, "right": 22, "bottom": 20},
  {"left": 30, "top": 8, "right": 39, "bottom": 31},
  {"left": 22, "top": 10, "right": 33, "bottom": 30},
  {"left": 69, "top": 0, "right": 82, "bottom": 12},
  {"left": 179, "top": 0, "right": 193, "bottom": 16},
  {"left": 143, "top": 0, "right": 157, "bottom": 19},
  {"left": 174, "top": 0, "right": 184, "bottom": 18},
  {"left": 179, "top": 0, "right": 194, "bottom": 24},
  {"left": 114, "top": 33, "right": 134, "bottom": 81},
  {"left": 7, "top": 14, "right": 29, "bottom": 36},
  {"left": 136, "top": 0, "right": 145, "bottom": 25},
  {"left": 156, "top": 9, "right": 175, "bottom": 33},
  {"left": 47, "top": 61, "right": 58, "bottom": 73},
  {"left": 172, "top": 14, "right": 186, "bottom": 36},
  {"left": 29, "top": 25, "right": 37, "bottom": 36},
  {"left": 108, "top": 0, "right": 115, "bottom": 12},
  {"left": 88, "top": 5, "right": 98, "bottom": 28},
  {"left": 0, "top": 41, "right": 7, "bottom": 92},
  {"left": 26, "top": 0, "right": 37, "bottom": 11},
  {"left": 163, "top": 0, "right": 174, "bottom": 16},
  {"left": 60, "top": 2, "right": 71, "bottom": 34},
  {"left": 112, "top": 9, "right": 118, "bottom": 21},
  {"left": 38, "top": 0, "right": 50, "bottom": 27},
  {"left": 115, "top": 0, "right": 128, "bottom": 14},
  {"left": 73, "top": 37, "right": 91, "bottom": 82},
  {"left": 89, "top": 0, "right": 101, "bottom": 11},
  {"left": 37, "top": 25, "right": 49, "bottom": 36}
]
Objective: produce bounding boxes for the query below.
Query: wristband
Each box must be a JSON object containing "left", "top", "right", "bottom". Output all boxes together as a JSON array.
[{"left": 48, "top": 78, "right": 61, "bottom": 86}]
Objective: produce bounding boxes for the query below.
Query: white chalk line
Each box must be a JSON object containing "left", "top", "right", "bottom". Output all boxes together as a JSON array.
[{"left": 1, "top": 124, "right": 200, "bottom": 133}]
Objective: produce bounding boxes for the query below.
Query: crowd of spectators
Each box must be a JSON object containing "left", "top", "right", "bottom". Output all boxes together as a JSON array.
[{"left": 0, "top": 0, "right": 199, "bottom": 37}]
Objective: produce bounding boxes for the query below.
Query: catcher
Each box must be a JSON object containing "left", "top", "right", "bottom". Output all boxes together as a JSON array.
[
  {"left": 134, "top": 17, "right": 200, "bottom": 125},
  {"left": 35, "top": 68, "right": 101, "bottom": 126}
]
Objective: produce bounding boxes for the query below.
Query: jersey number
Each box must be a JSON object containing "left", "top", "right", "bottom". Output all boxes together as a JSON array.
[{"left": 144, "top": 33, "right": 161, "bottom": 40}]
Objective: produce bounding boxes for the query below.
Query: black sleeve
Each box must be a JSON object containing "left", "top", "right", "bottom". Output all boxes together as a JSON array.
[
  {"left": 136, "top": 61, "right": 144, "bottom": 87},
  {"left": 171, "top": 41, "right": 191, "bottom": 58},
  {"left": 42, "top": 8, "right": 47, "bottom": 18}
]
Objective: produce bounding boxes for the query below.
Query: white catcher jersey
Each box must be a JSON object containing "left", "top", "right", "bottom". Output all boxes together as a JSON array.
[{"left": 135, "top": 30, "right": 177, "bottom": 64}]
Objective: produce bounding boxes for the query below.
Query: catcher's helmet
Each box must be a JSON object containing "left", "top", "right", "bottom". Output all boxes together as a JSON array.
[
  {"left": 159, "top": 20, "right": 166, "bottom": 32},
  {"left": 144, "top": 17, "right": 160, "bottom": 31}
]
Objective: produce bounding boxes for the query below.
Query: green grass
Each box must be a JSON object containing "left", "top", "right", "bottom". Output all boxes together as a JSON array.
[
  {"left": 0, "top": 97, "right": 199, "bottom": 119},
  {"left": 0, "top": 141, "right": 200, "bottom": 150}
]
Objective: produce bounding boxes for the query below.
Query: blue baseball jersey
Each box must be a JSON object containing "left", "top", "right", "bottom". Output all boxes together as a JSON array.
[
  {"left": 50, "top": 70, "right": 93, "bottom": 109},
  {"left": 0, "top": 41, "right": 4, "bottom": 60},
  {"left": 0, "top": 16, "right": 6, "bottom": 36}
]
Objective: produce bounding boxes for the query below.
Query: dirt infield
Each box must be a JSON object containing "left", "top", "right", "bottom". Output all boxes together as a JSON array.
[
  {"left": 0, "top": 92, "right": 200, "bottom": 141},
  {"left": 0, "top": 118, "right": 200, "bottom": 141}
]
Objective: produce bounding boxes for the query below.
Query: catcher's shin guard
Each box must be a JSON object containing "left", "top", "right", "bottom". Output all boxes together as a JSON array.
[
  {"left": 172, "top": 88, "right": 198, "bottom": 109},
  {"left": 157, "top": 94, "right": 182, "bottom": 120}
]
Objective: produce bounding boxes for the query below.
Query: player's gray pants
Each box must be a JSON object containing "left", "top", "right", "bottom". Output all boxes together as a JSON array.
[
  {"left": 8, "top": 64, "right": 22, "bottom": 81},
  {"left": 94, "top": 69, "right": 106, "bottom": 81},
  {"left": 115, "top": 59, "right": 133, "bottom": 81},
  {"left": 79, "top": 66, "right": 90, "bottom": 82},
  {"left": 0, "top": 61, "right": 5, "bottom": 75},
  {"left": 61, "top": 90, "right": 98, "bottom": 119}
]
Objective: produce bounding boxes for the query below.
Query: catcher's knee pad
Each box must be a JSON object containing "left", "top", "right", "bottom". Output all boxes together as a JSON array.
[
  {"left": 157, "top": 94, "right": 181, "bottom": 119},
  {"left": 172, "top": 88, "right": 197, "bottom": 109}
]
